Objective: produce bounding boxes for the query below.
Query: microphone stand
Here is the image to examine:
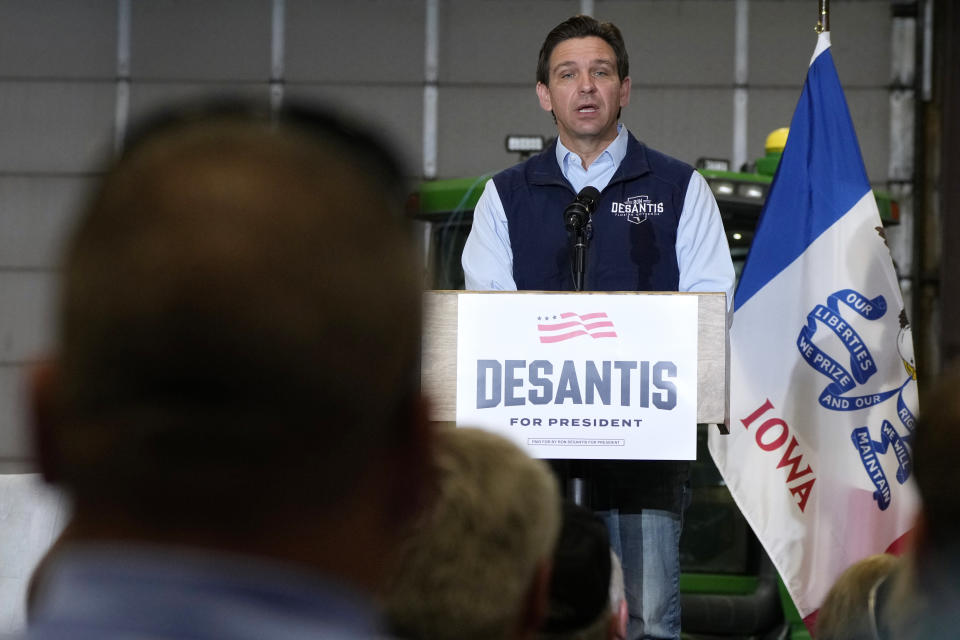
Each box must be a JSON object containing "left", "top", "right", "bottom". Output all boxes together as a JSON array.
[
  {"left": 568, "top": 220, "right": 590, "bottom": 508},
  {"left": 562, "top": 187, "right": 599, "bottom": 508},
  {"left": 571, "top": 223, "right": 589, "bottom": 292}
]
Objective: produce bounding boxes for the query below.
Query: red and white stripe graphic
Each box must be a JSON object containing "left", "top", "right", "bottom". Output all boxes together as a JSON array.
[{"left": 537, "top": 312, "right": 618, "bottom": 343}]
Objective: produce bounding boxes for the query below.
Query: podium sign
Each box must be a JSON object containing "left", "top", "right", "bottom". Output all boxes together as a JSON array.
[{"left": 455, "top": 293, "right": 698, "bottom": 460}]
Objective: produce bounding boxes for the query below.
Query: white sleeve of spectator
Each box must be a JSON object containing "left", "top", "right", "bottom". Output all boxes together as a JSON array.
[
  {"left": 676, "top": 171, "right": 736, "bottom": 311},
  {"left": 461, "top": 179, "right": 518, "bottom": 291}
]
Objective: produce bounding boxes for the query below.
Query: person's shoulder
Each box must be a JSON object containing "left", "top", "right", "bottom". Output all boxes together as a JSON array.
[
  {"left": 492, "top": 142, "right": 559, "bottom": 192},
  {"left": 625, "top": 132, "right": 695, "bottom": 184},
  {"left": 499, "top": 145, "right": 555, "bottom": 175},
  {"left": 493, "top": 158, "right": 528, "bottom": 182}
]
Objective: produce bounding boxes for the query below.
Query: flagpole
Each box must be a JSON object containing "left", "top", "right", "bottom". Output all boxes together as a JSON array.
[{"left": 816, "top": 0, "right": 830, "bottom": 33}]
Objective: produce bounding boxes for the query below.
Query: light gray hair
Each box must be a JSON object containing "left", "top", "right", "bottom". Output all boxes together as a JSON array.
[{"left": 381, "top": 427, "right": 562, "bottom": 640}]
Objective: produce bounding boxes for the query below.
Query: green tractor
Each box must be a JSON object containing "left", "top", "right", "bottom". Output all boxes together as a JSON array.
[{"left": 408, "top": 129, "right": 901, "bottom": 640}]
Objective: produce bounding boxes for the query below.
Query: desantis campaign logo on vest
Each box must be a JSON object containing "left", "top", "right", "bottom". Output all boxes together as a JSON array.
[{"left": 610, "top": 194, "right": 664, "bottom": 225}]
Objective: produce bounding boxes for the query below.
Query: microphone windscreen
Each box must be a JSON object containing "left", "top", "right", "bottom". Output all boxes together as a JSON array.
[{"left": 577, "top": 186, "right": 600, "bottom": 212}]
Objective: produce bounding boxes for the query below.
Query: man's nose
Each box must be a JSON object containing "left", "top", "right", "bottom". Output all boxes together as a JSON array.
[{"left": 578, "top": 74, "right": 596, "bottom": 93}]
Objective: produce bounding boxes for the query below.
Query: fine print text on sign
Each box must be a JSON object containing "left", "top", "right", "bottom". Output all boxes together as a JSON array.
[{"left": 456, "top": 293, "right": 698, "bottom": 460}]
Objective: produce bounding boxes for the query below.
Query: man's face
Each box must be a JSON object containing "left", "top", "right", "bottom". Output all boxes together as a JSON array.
[{"left": 536, "top": 36, "right": 630, "bottom": 149}]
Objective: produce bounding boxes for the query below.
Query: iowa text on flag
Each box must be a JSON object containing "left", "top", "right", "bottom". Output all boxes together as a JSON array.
[
  {"left": 537, "top": 312, "right": 617, "bottom": 343},
  {"left": 708, "top": 31, "right": 919, "bottom": 631}
]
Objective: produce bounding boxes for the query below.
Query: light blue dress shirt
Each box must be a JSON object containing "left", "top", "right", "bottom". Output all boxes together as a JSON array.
[{"left": 461, "top": 125, "right": 735, "bottom": 308}]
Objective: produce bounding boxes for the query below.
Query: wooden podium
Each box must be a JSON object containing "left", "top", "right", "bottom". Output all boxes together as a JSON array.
[{"left": 420, "top": 290, "right": 729, "bottom": 433}]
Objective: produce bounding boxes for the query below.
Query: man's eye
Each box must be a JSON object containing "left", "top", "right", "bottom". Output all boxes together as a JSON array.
[
  {"left": 560, "top": 72, "right": 574, "bottom": 79},
  {"left": 594, "top": 70, "right": 608, "bottom": 77}
]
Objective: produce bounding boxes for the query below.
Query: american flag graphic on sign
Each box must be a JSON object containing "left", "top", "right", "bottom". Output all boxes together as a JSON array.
[{"left": 537, "top": 312, "right": 618, "bottom": 344}]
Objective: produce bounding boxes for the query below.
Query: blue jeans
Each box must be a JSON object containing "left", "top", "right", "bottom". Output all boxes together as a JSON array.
[{"left": 599, "top": 506, "right": 684, "bottom": 640}]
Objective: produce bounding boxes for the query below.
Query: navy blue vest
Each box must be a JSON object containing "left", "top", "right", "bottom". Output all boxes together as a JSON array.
[{"left": 493, "top": 133, "right": 691, "bottom": 292}]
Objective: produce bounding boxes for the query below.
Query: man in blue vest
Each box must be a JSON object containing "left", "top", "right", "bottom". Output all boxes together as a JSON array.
[{"left": 461, "top": 15, "right": 735, "bottom": 640}]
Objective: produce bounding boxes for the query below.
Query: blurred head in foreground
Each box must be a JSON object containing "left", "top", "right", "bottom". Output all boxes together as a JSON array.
[
  {"left": 539, "top": 501, "right": 627, "bottom": 640},
  {"left": 30, "top": 101, "right": 431, "bottom": 592},
  {"left": 912, "top": 364, "right": 960, "bottom": 579},
  {"left": 870, "top": 363, "right": 960, "bottom": 638},
  {"left": 828, "top": 364, "right": 960, "bottom": 640},
  {"left": 381, "top": 427, "right": 562, "bottom": 640}
]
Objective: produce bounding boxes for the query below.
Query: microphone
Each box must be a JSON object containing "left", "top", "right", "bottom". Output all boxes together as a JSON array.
[{"left": 564, "top": 186, "right": 600, "bottom": 232}]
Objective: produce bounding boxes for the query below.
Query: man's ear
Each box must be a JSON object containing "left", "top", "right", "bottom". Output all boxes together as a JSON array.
[
  {"left": 28, "top": 359, "right": 62, "bottom": 483},
  {"left": 610, "top": 599, "right": 628, "bottom": 640},
  {"left": 536, "top": 82, "right": 553, "bottom": 113},
  {"left": 619, "top": 76, "right": 631, "bottom": 108},
  {"left": 517, "top": 558, "right": 553, "bottom": 639}
]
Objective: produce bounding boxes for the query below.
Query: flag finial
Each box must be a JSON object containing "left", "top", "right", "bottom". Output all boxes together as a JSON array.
[{"left": 815, "top": 0, "right": 830, "bottom": 33}]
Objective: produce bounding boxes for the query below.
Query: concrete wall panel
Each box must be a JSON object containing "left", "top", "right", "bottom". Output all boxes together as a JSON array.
[
  {"left": 286, "top": 0, "right": 426, "bottom": 83},
  {"left": 846, "top": 87, "right": 892, "bottom": 183},
  {"left": 0, "top": 0, "right": 117, "bottom": 79},
  {"left": 0, "top": 273, "right": 55, "bottom": 365},
  {"left": 0, "top": 82, "right": 115, "bottom": 173},
  {"left": 0, "top": 366, "right": 31, "bottom": 462},
  {"left": 440, "top": 0, "right": 578, "bottom": 85},
  {"left": 750, "top": 0, "right": 891, "bottom": 88},
  {"left": 437, "top": 86, "right": 555, "bottom": 179},
  {"left": 601, "top": 0, "right": 736, "bottom": 86},
  {"left": 0, "top": 178, "right": 90, "bottom": 269},
  {"left": 131, "top": 0, "right": 272, "bottom": 81},
  {"left": 749, "top": 1, "right": 821, "bottom": 86},
  {"left": 828, "top": 1, "right": 892, "bottom": 87},
  {"left": 623, "top": 88, "right": 734, "bottom": 166}
]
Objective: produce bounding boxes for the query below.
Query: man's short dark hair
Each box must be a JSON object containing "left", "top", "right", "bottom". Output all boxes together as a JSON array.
[
  {"left": 536, "top": 15, "right": 629, "bottom": 86},
  {"left": 48, "top": 101, "right": 421, "bottom": 523},
  {"left": 541, "top": 501, "right": 612, "bottom": 635}
]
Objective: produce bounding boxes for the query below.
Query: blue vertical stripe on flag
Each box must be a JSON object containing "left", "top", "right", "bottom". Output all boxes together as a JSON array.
[{"left": 734, "top": 48, "right": 874, "bottom": 311}]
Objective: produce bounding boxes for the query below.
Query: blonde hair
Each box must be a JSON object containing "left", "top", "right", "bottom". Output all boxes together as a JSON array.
[
  {"left": 816, "top": 553, "right": 901, "bottom": 640},
  {"left": 382, "top": 427, "right": 562, "bottom": 640}
]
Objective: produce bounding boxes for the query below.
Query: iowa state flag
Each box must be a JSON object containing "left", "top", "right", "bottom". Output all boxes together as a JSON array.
[{"left": 708, "top": 31, "right": 920, "bottom": 627}]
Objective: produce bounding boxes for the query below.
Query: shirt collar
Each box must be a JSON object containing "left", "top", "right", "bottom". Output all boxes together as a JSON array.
[{"left": 555, "top": 123, "right": 628, "bottom": 172}]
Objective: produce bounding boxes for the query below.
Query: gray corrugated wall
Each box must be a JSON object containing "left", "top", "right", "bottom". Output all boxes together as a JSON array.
[{"left": 0, "top": 0, "right": 901, "bottom": 470}]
